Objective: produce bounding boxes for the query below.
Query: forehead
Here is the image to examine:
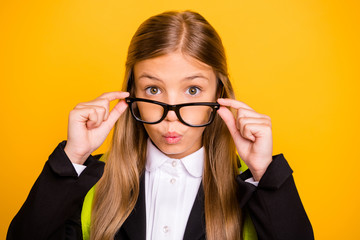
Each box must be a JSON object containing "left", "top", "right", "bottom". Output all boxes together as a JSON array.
[{"left": 133, "top": 52, "right": 216, "bottom": 82}]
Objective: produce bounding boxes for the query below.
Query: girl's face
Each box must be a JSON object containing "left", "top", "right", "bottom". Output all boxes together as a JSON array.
[{"left": 133, "top": 51, "right": 218, "bottom": 159}]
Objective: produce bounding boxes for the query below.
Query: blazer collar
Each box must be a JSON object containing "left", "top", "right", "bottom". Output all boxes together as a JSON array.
[
  {"left": 120, "top": 174, "right": 147, "bottom": 240},
  {"left": 183, "top": 184, "right": 206, "bottom": 240}
]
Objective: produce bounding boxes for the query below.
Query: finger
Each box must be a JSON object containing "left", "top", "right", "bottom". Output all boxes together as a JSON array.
[
  {"left": 93, "top": 106, "right": 107, "bottom": 127},
  {"left": 217, "top": 98, "right": 254, "bottom": 111},
  {"left": 217, "top": 106, "right": 240, "bottom": 138},
  {"left": 217, "top": 106, "right": 250, "bottom": 150},
  {"left": 76, "top": 92, "right": 130, "bottom": 121},
  {"left": 102, "top": 99, "right": 129, "bottom": 131},
  {"left": 242, "top": 123, "right": 272, "bottom": 142},
  {"left": 97, "top": 91, "right": 130, "bottom": 120},
  {"left": 236, "top": 108, "right": 270, "bottom": 123},
  {"left": 97, "top": 91, "right": 130, "bottom": 102},
  {"left": 75, "top": 101, "right": 110, "bottom": 120},
  {"left": 237, "top": 117, "right": 272, "bottom": 134},
  {"left": 96, "top": 91, "right": 130, "bottom": 120},
  {"left": 75, "top": 107, "right": 98, "bottom": 130},
  {"left": 76, "top": 91, "right": 130, "bottom": 109}
]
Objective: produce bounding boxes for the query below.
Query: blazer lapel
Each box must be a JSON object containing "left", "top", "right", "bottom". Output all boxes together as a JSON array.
[
  {"left": 183, "top": 183, "right": 206, "bottom": 240},
  {"left": 120, "top": 174, "right": 146, "bottom": 240},
  {"left": 118, "top": 176, "right": 206, "bottom": 240}
]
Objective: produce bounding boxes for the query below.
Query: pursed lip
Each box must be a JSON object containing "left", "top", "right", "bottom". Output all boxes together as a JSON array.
[{"left": 163, "top": 132, "right": 182, "bottom": 144}]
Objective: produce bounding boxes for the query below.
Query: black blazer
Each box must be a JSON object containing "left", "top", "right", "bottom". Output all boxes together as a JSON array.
[{"left": 7, "top": 141, "right": 314, "bottom": 240}]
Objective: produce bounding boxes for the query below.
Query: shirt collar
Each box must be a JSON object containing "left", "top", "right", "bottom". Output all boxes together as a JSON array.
[{"left": 145, "top": 138, "right": 204, "bottom": 178}]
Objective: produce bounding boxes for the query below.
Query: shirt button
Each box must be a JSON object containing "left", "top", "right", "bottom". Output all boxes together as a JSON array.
[
  {"left": 170, "top": 178, "right": 176, "bottom": 184},
  {"left": 163, "top": 226, "right": 169, "bottom": 233},
  {"left": 172, "top": 160, "right": 177, "bottom": 167}
]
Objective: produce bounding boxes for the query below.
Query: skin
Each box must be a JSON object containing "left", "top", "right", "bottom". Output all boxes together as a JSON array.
[
  {"left": 133, "top": 51, "right": 218, "bottom": 159},
  {"left": 64, "top": 52, "right": 273, "bottom": 181}
]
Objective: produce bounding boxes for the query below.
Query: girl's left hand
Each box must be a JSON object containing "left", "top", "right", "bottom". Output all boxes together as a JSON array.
[{"left": 217, "top": 98, "right": 273, "bottom": 181}]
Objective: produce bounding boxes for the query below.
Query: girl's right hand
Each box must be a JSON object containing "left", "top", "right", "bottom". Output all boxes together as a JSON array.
[{"left": 64, "top": 91, "right": 130, "bottom": 164}]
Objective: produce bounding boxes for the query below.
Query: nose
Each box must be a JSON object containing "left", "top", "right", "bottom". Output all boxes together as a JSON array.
[{"left": 164, "top": 109, "right": 179, "bottom": 122}]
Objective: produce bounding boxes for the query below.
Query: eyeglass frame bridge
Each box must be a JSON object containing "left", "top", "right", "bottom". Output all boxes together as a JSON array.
[{"left": 125, "top": 97, "right": 220, "bottom": 127}]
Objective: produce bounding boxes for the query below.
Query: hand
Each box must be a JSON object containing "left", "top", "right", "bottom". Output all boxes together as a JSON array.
[
  {"left": 64, "top": 91, "right": 130, "bottom": 164},
  {"left": 217, "top": 98, "right": 273, "bottom": 181}
]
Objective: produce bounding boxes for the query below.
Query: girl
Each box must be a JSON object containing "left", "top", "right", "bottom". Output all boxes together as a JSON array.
[{"left": 7, "top": 10, "right": 313, "bottom": 240}]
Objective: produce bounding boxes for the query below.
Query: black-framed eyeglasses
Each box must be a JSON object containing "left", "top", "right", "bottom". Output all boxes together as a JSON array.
[{"left": 125, "top": 97, "right": 220, "bottom": 127}]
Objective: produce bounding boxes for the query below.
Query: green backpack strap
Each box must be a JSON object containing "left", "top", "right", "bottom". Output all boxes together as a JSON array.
[
  {"left": 81, "top": 154, "right": 106, "bottom": 240},
  {"left": 81, "top": 184, "right": 95, "bottom": 240},
  {"left": 239, "top": 155, "right": 258, "bottom": 240},
  {"left": 243, "top": 211, "right": 258, "bottom": 240},
  {"left": 80, "top": 155, "right": 258, "bottom": 240}
]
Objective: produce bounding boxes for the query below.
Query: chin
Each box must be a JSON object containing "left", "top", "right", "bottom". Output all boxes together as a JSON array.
[
  {"left": 161, "top": 141, "right": 203, "bottom": 159},
  {"left": 158, "top": 143, "right": 185, "bottom": 155}
]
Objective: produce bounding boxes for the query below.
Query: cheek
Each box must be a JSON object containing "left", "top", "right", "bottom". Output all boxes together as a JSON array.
[
  {"left": 143, "top": 124, "right": 159, "bottom": 139},
  {"left": 187, "top": 127, "right": 206, "bottom": 139}
]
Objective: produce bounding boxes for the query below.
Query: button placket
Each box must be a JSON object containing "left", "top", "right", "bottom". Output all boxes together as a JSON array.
[
  {"left": 155, "top": 159, "right": 179, "bottom": 240},
  {"left": 163, "top": 225, "right": 169, "bottom": 233}
]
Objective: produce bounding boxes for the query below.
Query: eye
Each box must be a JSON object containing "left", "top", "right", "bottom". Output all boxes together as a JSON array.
[
  {"left": 145, "top": 86, "right": 161, "bottom": 95},
  {"left": 186, "top": 86, "right": 201, "bottom": 96}
]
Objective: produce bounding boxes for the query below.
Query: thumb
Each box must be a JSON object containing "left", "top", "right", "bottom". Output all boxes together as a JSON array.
[
  {"left": 102, "top": 100, "right": 128, "bottom": 131},
  {"left": 217, "top": 106, "right": 239, "bottom": 138}
]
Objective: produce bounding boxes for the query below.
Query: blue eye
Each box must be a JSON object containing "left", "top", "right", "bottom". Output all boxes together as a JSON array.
[
  {"left": 145, "top": 87, "right": 161, "bottom": 95},
  {"left": 186, "top": 86, "right": 200, "bottom": 96}
]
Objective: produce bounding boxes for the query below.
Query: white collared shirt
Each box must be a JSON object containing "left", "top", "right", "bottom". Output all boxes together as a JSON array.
[{"left": 144, "top": 138, "right": 204, "bottom": 240}]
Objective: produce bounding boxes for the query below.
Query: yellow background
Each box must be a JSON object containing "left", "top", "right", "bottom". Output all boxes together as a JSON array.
[{"left": 1, "top": 0, "right": 359, "bottom": 239}]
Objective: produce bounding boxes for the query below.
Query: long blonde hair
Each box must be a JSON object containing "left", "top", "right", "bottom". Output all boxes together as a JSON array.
[{"left": 90, "top": 10, "right": 242, "bottom": 240}]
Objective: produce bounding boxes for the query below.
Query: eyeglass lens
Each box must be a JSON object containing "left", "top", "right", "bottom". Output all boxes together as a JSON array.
[{"left": 131, "top": 101, "right": 215, "bottom": 126}]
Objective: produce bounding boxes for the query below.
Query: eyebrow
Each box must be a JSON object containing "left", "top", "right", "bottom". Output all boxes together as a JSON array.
[{"left": 138, "top": 73, "right": 209, "bottom": 82}]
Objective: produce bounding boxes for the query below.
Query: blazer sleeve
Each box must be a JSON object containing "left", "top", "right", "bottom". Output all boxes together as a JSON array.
[
  {"left": 236, "top": 154, "right": 314, "bottom": 240},
  {"left": 7, "top": 141, "right": 105, "bottom": 240}
]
